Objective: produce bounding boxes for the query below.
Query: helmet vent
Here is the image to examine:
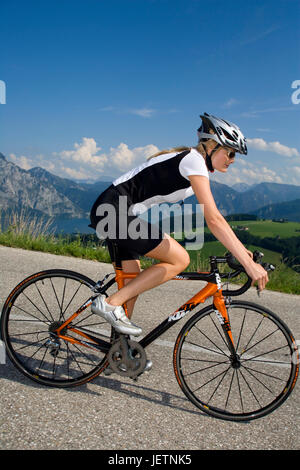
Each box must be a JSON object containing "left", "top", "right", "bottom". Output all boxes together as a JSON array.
[{"left": 223, "top": 129, "right": 235, "bottom": 141}]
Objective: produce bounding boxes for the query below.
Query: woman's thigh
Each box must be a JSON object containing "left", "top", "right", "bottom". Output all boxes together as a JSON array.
[{"left": 145, "top": 233, "right": 190, "bottom": 269}]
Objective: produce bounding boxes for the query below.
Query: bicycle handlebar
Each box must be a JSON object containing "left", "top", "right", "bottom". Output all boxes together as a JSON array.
[{"left": 210, "top": 251, "right": 275, "bottom": 297}]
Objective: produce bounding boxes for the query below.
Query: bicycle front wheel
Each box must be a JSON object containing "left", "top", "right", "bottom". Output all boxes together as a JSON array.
[
  {"left": 1, "top": 269, "right": 112, "bottom": 387},
  {"left": 173, "top": 301, "right": 299, "bottom": 421}
]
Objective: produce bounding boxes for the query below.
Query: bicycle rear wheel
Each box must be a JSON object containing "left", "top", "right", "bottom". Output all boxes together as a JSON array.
[
  {"left": 1, "top": 269, "right": 113, "bottom": 387},
  {"left": 173, "top": 301, "right": 299, "bottom": 421}
]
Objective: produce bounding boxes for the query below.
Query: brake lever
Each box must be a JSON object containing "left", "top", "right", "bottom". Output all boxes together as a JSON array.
[
  {"left": 262, "top": 262, "right": 276, "bottom": 272},
  {"left": 253, "top": 250, "right": 264, "bottom": 263},
  {"left": 256, "top": 285, "right": 261, "bottom": 297}
]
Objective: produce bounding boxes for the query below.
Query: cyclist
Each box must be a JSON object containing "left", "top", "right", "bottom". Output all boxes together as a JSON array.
[{"left": 89, "top": 113, "right": 269, "bottom": 338}]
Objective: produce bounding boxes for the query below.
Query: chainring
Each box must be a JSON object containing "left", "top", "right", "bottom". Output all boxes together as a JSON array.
[{"left": 107, "top": 338, "right": 147, "bottom": 378}]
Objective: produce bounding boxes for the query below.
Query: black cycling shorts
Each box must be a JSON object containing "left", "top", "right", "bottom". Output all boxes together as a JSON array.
[{"left": 89, "top": 185, "right": 164, "bottom": 261}]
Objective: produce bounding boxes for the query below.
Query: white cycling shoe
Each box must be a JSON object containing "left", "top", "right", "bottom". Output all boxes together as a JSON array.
[{"left": 91, "top": 295, "right": 142, "bottom": 337}]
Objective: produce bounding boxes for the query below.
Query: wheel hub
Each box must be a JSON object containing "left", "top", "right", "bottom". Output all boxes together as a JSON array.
[
  {"left": 49, "top": 321, "right": 67, "bottom": 336},
  {"left": 230, "top": 354, "right": 241, "bottom": 369}
]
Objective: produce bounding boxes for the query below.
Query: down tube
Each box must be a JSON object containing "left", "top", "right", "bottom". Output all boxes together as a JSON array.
[
  {"left": 140, "top": 284, "right": 218, "bottom": 348},
  {"left": 139, "top": 317, "right": 179, "bottom": 349}
]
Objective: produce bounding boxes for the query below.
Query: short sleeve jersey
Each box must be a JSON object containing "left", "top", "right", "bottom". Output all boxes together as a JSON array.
[{"left": 112, "top": 148, "right": 209, "bottom": 215}]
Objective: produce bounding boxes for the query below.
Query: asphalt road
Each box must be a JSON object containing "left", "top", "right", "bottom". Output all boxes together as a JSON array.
[{"left": 0, "top": 245, "right": 299, "bottom": 451}]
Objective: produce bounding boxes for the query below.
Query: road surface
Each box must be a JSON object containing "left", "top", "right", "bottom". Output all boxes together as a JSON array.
[{"left": 0, "top": 245, "right": 299, "bottom": 451}]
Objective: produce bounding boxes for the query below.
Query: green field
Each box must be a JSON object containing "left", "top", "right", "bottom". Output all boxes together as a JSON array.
[
  {"left": 226, "top": 219, "right": 300, "bottom": 238},
  {"left": 1, "top": 213, "right": 299, "bottom": 294},
  {"left": 184, "top": 219, "right": 300, "bottom": 294},
  {"left": 187, "top": 241, "right": 300, "bottom": 295},
  {"left": 187, "top": 241, "right": 282, "bottom": 270}
]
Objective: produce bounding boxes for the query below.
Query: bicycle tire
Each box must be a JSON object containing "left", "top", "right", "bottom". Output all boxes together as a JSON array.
[
  {"left": 1, "top": 269, "right": 113, "bottom": 388},
  {"left": 173, "top": 300, "right": 299, "bottom": 422}
]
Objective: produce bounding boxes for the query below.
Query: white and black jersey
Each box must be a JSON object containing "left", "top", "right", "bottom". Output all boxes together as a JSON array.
[
  {"left": 112, "top": 148, "right": 209, "bottom": 215},
  {"left": 89, "top": 148, "right": 209, "bottom": 260}
]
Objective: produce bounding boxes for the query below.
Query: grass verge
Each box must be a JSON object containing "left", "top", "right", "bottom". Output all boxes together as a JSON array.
[{"left": 0, "top": 210, "right": 299, "bottom": 294}]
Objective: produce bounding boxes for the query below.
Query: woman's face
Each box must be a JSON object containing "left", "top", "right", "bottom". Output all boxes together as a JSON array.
[{"left": 211, "top": 147, "right": 236, "bottom": 172}]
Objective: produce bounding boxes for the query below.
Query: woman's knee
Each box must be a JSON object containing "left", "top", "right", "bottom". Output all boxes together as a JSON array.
[
  {"left": 146, "top": 235, "right": 190, "bottom": 271},
  {"left": 178, "top": 249, "right": 190, "bottom": 271}
]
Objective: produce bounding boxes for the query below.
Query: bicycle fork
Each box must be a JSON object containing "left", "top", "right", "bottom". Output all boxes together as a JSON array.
[{"left": 213, "top": 291, "right": 238, "bottom": 363}]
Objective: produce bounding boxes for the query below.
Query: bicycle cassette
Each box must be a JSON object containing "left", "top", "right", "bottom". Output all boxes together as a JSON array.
[{"left": 107, "top": 338, "right": 147, "bottom": 379}]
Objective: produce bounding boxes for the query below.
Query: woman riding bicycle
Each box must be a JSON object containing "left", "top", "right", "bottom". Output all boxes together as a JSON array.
[{"left": 89, "top": 112, "right": 269, "bottom": 337}]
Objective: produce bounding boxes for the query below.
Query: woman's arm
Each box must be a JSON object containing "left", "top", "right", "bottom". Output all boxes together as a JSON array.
[{"left": 189, "top": 175, "right": 268, "bottom": 290}]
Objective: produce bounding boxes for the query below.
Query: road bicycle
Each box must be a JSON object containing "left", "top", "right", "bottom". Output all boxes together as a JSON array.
[{"left": 1, "top": 247, "right": 299, "bottom": 422}]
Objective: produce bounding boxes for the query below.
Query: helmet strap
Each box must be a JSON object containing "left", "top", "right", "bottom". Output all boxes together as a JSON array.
[{"left": 204, "top": 143, "right": 221, "bottom": 173}]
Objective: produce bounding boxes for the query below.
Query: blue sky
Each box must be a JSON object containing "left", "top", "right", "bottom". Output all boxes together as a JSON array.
[{"left": 1, "top": 0, "right": 300, "bottom": 186}]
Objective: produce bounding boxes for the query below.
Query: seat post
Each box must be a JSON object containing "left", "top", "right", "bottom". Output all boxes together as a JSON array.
[{"left": 110, "top": 242, "right": 122, "bottom": 270}]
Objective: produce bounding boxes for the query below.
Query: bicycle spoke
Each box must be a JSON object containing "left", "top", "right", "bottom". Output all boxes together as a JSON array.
[
  {"left": 184, "top": 359, "right": 228, "bottom": 377},
  {"left": 224, "top": 369, "right": 235, "bottom": 410},
  {"left": 207, "top": 366, "right": 231, "bottom": 404},
  {"left": 9, "top": 329, "right": 49, "bottom": 338},
  {"left": 11, "top": 303, "right": 51, "bottom": 325},
  {"left": 35, "top": 282, "right": 55, "bottom": 322},
  {"left": 208, "top": 314, "right": 229, "bottom": 351},
  {"left": 241, "top": 328, "right": 280, "bottom": 356},
  {"left": 239, "top": 368, "right": 262, "bottom": 408},
  {"left": 21, "top": 291, "right": 52, "bottom": 324},
  {"left": 11, "top": 334, "right": 49, "bottom": 353},
  {"left": 242, "top": 344, "right": 290, "bottom": 363},
  {"left": 241, "top": 364, "right": 287, "bottom": 383},
  {"left": 61, "top": 283, "right": 83, "bottom": 316},
  {"left": 185, "top": 339, "right": 228, "bottom": 358},
  {"left": 60, "top": 277, "right": 68, "bottom": 320},
  {"left": 235, "top": 369, "right": 244, "bottom": 413},
  {"left": 190, "top": 324, "right": 231, "bottom": 358},
  {"left": 235, "top": 308, "right": 247, "bottom": 353},
  {"left": 192, "top": 366, "right": 231, "bottom": 393},
  {"left": 50, "top": 278, "right": 63, "bottom": 314}
]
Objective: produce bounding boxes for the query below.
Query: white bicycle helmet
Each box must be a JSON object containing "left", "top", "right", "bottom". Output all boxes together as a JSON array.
[{"left": 197, "top": 112, "right": 248, "bottom": 155}]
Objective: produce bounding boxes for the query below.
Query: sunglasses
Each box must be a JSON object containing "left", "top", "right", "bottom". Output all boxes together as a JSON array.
[{"left": 224, "top": 148, "right": 236, "bottom": 159}]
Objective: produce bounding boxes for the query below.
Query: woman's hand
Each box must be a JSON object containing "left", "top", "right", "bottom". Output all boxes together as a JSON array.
[{"left": 244, "top": 261, "right": 269, "bottom": 291}]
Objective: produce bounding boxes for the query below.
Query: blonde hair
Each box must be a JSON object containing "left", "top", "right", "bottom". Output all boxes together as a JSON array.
[{"left": 147, "top": 137, "right": 218, "bottom": 161}]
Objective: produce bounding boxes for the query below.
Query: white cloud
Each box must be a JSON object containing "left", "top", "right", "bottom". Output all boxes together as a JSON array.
[
  {"left": 108, "top": 143, "right": 159, "bottom": 172},
  {"left": 222, "top": 98, "right": 239, "bottom": 109},
  {"left": 247, "top": 138, "right": 300, "bottom": 157},
  {"left": 130, "top": 108, "right": 156, "bottom": 118},
  {"left": 241, "top": 105, "right": 297, "bottom": 118},
  {"left": 7, "top": 138, "right": 160, "bottom": 181},
  {"left": 212, "top": 159, "right": 284, "bottom": 186},
  {"left": 57, "top": 137, "right": 108, "bottom": 168},
  {"left": 8, "top": 153, "right": 36, "bottom": 170},
  {"left": 56, "top": 138, "right": 159, "bottom": 178},
  {"left": 60, "top": 165, "right": 92, "bottom": 180},
  {"left": 243, "top": 166, "right": 283, "bottom": 183},
  {"left": 291, "top": 166, "right": 300, "bottom": 176},
  {"left": 100, "top": 105, "right": 156, "bottom": 118},
  {"left": 240, "top": 26, "right": 280, "bottom": 46}
]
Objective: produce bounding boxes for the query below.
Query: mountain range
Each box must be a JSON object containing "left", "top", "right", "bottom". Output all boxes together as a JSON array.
[{"left": 1, "top": 151, "right": 300, "bottom": 225}]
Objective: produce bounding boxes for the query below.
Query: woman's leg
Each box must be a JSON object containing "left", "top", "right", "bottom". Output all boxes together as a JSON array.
[
  {"left": 106, "top": 234, "right": 190, "bottom": 308},
  {"left": 120, "top": 259, "right": 141, "bottom": 318}
]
